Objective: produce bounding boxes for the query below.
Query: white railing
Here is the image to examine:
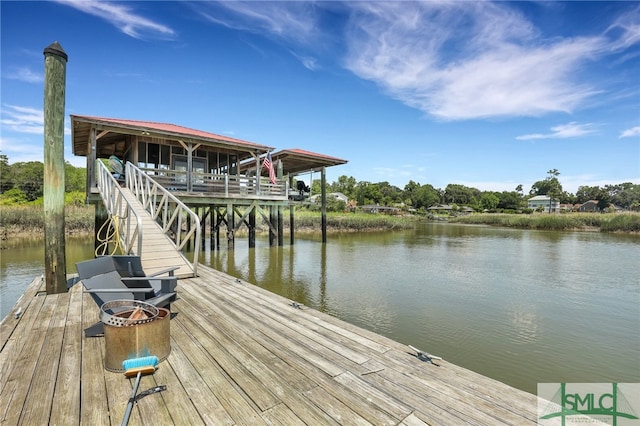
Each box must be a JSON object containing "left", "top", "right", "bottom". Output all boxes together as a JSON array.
[
  {"left": 95, "top": 160, "right": 143, "bottom": 255},
  {"left": 126, "top": 162, "right": 201, "bottom": 275},
  {"left": 137, "top": 167, "right": 288, "bottom": 197}
]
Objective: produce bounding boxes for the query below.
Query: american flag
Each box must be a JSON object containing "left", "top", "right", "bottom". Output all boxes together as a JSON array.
[{"left": 263, "top": 152, "right": 276, "bottom": 184}]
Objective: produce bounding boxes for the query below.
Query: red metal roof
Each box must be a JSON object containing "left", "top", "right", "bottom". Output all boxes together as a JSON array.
[
  {"left": 269, "top": 148, "right": 348, "bottom": 174},
  {"left": 71, "top": 115, "right": 272, "bottom": 150},
  {"left": 276, "top": 148, "right": 348, "bottom": 164}
]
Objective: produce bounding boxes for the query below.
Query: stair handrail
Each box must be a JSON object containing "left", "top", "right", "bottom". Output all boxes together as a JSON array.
[
  {"left": 125, "top": 162, "right": 201, "bottom": 275},
  {"left": 95, "top": 160, "right": 143, "bottom": 255}
]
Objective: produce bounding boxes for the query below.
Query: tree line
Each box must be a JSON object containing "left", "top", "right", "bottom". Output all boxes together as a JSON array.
[
  {"left": 0, "top": 154, "right": 85, "bottom": 203},
  {"left": 1, "top": 155, "right": 638, "bottom": 211},
  {"left": 314, "top": 168, "right": 640, "bottom": 212}
]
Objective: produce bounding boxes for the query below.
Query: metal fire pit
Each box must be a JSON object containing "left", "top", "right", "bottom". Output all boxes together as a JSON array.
[{"left": 101, "top": 300, "right": 171, "bottom": 372}]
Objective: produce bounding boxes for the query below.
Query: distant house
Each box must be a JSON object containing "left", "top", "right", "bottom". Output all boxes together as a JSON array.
[
  {"left": 360, "top": 205, "right": 400, "bottom": 215},
  {"left": 309, "top": 192, "right": 348, "bottom": 204},
  {"left": 577, "top": 200, "right": 602, "bottom": 212},
  {"left": 427, "top": 204, "right": 454, "bottom": 212},
  {"left": 527, "top": 195, "right": 560, "bottom": 213}
]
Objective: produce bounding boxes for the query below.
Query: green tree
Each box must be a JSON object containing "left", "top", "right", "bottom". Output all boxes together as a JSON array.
[
  {"left": 480, "top": 193, "right": 500, "bottom": 211},
  {"left": 0, "top": 154, "right": 13, "bottom": 192},
  {"left": 403, "top": 180, "right": 420, "bottom": 205},
  {"left": 413, "top": 184, "right": 440, "bottom": 210},
  {"left": 606, "top": 183, "right": 640, "bottom": 209},
  {"left": 530, "top": 171, "right": 563, "bottom": 196},
  {"left": 65, "top": 162, "right": 86, "bottom": 192},
  {"left": 596, "top": 188, "right": 611, "bottom": 211},
  {"left": 575, "top": 185, "right": 602, "bottom": 204},
  {"left": 376, "top": 181, "right": 403, "bottom": 205},
  {"left": 353, "top": 181, "right": 382, "bottom": 205},
  {"left": 330, "top": 175, "right": 356, "bottom": 199},
  {"left": 496, "top": 191, "right": 521, "bottom": 210},
  {"left": 443, "top": 184, "right": 478, "bottom": 205},
  {"left": 11, "top": 161, "right": 44, "bottom": 201}
]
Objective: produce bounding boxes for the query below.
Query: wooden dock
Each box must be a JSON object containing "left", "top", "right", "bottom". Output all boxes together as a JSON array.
[{"left": 0, "top": 265, "right": 540, "bottom": 425}]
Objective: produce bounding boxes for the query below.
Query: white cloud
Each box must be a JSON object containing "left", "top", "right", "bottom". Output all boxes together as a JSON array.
[
  {"left": 55, "top": 0, "right": 175, "bottom": 40},
  {"left": 4, "top": 67, "right": 43, "bottom": 84},
  {"left": 1, "top": 104, "right": 71, "bottom": 136},
  {"left": 619, "top": 126, "right": 640, "bottom": 139},
  {"left": 192, "top": 1, "right": 319, "bottom": 44},
  {"left": 342, "top": 2, "right": 611, "bottom": 120},
  {"left": 199, "top": 2, "right": 638, "bottom": 121},
  {"left": 605, "top": 5, "right": 640, "bottom": 53},
  {"left": 1, "top": 105, "right": 44, "bottom": 134},
  {"left": 515, "top": 122, "right": 598, "bottom": 141}
]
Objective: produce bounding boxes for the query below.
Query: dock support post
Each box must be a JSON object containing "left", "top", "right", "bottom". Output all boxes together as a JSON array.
[
  {"left": 43, "top": 41, "right": 68, "bottom": 294},
  {"left": 227, "top": 203, "right": 234, "bottom": 250},
  {"left": 94, "top": 202, "right": 108, "bottom": 255},
  {"left": 269, "top": 206, "right": 276, "bottom": 246},
  {"left": 290, "top": 204, "right": 295, "bottom": 245},
  {"left": 277, "top": 206, "right": 283, "bottom": 246},
  {"left": 321, "top": 167, "right": 327, "bottom": 244},
  {"left": 289, "top": 175, "right": 295, "bottom": 245},
  {"left": 248, "top": 207, "right": 256, "bottom": 248}
]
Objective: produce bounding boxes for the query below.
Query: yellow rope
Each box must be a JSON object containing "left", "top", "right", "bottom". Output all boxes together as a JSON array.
[{"left": 95, "top": 215, "right": 125, "bottom": 256}]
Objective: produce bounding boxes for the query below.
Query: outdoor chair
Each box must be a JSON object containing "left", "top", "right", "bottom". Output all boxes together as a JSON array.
[{"left": 76, "top": 255, "right": 178, "bottom": 337}]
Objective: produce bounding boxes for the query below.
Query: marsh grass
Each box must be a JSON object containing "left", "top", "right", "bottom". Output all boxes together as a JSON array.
[
  {"left": 291, "top": 211, "right": 416, "bottom": 231},
  {"left": 450, "top": 212, "right": 639, "bottom": 233},
  {"left": 1, "top": 204, "right": 94, "bottom": 234},
  {"left": 3, "top": 204, "right": 637, "bottom": 236}
]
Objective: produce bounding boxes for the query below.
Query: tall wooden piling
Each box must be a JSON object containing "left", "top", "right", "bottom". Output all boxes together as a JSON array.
[{"left": 43, "top": 41, "right": 68, "bottom": 294}]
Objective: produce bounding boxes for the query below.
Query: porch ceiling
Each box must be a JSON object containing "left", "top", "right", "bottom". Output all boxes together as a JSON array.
[{"left": 71, "top": 115, "right": 274, "bottom": 159}]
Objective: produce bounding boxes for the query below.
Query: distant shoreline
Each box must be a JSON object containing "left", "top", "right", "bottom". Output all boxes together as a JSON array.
[{"left": 2, "top": 205, "right": 639, "bottom": 241}]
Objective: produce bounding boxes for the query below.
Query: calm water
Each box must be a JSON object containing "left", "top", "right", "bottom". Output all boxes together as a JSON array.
[{"left": 2, "top": 223, "right": 639, "bottom": 394}]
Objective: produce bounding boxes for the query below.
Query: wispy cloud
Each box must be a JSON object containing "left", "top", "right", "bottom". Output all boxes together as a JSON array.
[
  {"left": 605, "top": 4, "right": 640, "bottom": 53},
  {"left": 193, "top": 2, "right": 638, "bottom": 121},
  {"left": 1, "top": 104, "right": 71, "bottom": 136},
  {"left": 1, "top": 105, "right": 44, "bottom": 134},
  {"left": 4, "top": 67, "right": 43, "bottom": 84},
  {"left": 190, "top": 1, "right": 327, "bottom": 70},
  {"left": 342, "top": 2, "right": 609, "bottom": 120},
  {"left": 619, "top": 126, "right": 640, "bottom": 139},
  {"left": 55, "top": 0, "right": 175, "bottom": 40},
  {"left": 516, "top": 122, "right": 598, "bottom": 140},
  {"left": 289, "top": 50, "right": 319, "bottom": 71},
  {"left": 191, "top": 1, "right": 319, "bottom": 44}
]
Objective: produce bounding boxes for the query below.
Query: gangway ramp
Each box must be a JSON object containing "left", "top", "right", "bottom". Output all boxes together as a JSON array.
[
  {"left": 95, "top": 160, "right": 200, "bottom": 278},
  {"left": 119, "top": 187, "right": 195, "bottom": 278}
]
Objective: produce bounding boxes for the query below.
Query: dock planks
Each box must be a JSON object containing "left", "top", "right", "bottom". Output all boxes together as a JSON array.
[{"left": 0, "top": 266, "right": 541, "bottom": 425}]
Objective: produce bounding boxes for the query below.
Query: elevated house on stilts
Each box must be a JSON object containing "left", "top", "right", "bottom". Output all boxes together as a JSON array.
[{"left": 71, "top": 115, "right": 347, "bottom": 267}]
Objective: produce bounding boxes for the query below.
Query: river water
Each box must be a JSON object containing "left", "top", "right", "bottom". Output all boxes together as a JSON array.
[{"left": 2, "top": 223, "right": 638, "bottom": 394}]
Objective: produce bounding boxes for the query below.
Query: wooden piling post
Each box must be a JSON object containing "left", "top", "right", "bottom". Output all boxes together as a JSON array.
[
  {"left": 321, "top": 167, "right": 327, "bottom": 244},
  {"left": 43, "top": 41, "right": 68, "bottom": 294},
  {"left": 248, "top": 207, "right": 256, "bottom": 248},
  {"left": 289, "top": 175, "right": 295, "bottom": 245}
]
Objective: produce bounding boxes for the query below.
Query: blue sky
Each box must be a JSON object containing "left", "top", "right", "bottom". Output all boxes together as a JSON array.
[{"left": 1, "top": 1, "right": 639, "bottom": 194}]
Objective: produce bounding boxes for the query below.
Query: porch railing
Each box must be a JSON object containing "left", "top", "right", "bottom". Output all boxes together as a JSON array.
[
  {"left": 137, "top": 167, "right": 288, "bottom": 197},
  {"left": 126, "top": 162, "right": 201, "bottom": 275},
  {"left": 95, "top": 160, "right": 143, "bottom": 256}
]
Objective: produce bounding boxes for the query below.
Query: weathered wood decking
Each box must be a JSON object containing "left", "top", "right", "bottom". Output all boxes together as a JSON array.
[{"left": 1, "top": 265, "right": 540, "bottom": 425}]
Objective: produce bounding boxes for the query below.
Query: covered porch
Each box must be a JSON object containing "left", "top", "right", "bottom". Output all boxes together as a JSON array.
[{"left": 71, "top": 115, "right": 284, "bottom": 201}]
